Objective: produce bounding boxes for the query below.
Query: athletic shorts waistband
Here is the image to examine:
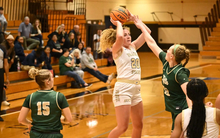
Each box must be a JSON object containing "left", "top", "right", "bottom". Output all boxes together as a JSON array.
[
  {"left": 117, "top": 78, "right": 140, "bottom": 85},
  {"left": 31, "top": 129, "right": 60, "bottom": 134}
]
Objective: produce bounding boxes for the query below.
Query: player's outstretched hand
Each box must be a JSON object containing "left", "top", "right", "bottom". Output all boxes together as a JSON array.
[
  {"left": 127, "top": 10, "right": 135, "bottom": 22},
  {"left": 110, "top": 18, "right": 122, "bottom": 26}
]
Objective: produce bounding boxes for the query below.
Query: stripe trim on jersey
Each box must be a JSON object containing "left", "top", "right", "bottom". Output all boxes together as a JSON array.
[
  {"left": 37, "top": 90, "right": 53, "bottom": 93},
  {"left": 175, "top": 67, "right": 183, "bottom": 84},
  {"left": 56, "top": 92, "right": 61, "bottom": 110},
  {"left": 29, "top": 93, "right": 33, "bottom": 108},
  {"left": 163, "top": 61, "right": 168, "bottom": 68},
  {"left": 113, "top": 47, "right": 123, "bottom": 60}
]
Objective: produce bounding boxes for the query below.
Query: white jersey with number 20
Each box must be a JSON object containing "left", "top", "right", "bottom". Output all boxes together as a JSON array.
[{"left": 114, "top": 46, "right": 141, "bottom": 81}]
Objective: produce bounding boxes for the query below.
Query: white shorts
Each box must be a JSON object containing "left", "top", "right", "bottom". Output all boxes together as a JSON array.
[{"left": 113, "top": 82, "right": 142, "bottom": 107}]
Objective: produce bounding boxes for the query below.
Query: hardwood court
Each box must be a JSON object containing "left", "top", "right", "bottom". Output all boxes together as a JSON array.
[{"left": 1, "top": 53, "right": 220, "bottom": 138}]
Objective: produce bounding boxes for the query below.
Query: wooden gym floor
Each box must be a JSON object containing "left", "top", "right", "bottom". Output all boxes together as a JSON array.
[{"left": 1, "top": 52, "right": 220, "bottom": 138}]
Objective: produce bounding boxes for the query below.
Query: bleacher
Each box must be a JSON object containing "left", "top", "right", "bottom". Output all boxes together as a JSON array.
[
  {"left": 2, "top": 11, "right": 117, "bottom": 102},
  {"left": 4, "top": 57, "right": 116, "bottom": 101}
]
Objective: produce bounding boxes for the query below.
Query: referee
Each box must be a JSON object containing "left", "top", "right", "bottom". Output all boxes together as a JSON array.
[{"left": 0, "top": 43, "right": 9, "bottom": 121}]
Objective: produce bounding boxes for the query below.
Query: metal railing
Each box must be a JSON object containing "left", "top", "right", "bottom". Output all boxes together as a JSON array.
[{"left": 200, "top": 0, "right": 220, "bottom": 46}]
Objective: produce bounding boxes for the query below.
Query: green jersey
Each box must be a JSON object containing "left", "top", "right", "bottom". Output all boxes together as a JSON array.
[
  {"left": 59, "top": 55, "right": 74, "bottom": 75},
  {"left": 159, "top": 52, "right": 190, "bottom": 113},
  {"left": 22, "top": 90, "right": 69, "bottom": 132}
]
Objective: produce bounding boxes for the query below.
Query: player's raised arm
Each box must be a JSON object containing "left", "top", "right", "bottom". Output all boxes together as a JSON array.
[
  {"left": 127, "top": 11, "right": 151, "bottom": 50},
  {"left": 133, "top": 16, "right": 162, "bottom": 58},
  {"left": 111, "top": 18, "right": 124, "bottom": 54}
]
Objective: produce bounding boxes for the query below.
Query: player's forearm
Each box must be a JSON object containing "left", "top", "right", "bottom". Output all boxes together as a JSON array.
[
  {"left": 116, "top": 22, "right": 123, "bottom": 39},
  {"left": 140, "top": 26, "right": 156, "bottom": 45},
  {"left": 19, "top": 118, "right": 32, "bottom": 126},
  {"left": 142, "top": 22, "right": 151, "bottom": 34}
]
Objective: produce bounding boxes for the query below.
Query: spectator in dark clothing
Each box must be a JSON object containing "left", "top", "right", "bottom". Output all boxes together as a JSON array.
[
  {"left": 76, "top": 32, "right": 84, "bottom": 47},
  {"left": 59, "top": 48, "right": 91, "bottom": 88},
  {"left": 18, "top": 16, "right": 40, "bottom": 50},
  {"left": 48, "top": 25, "right": 66, "bottom": 46},
  {"left": 69, "top": 25, "right": 79, "bottom": 36},
  {"left": 30, "top": 19, "right": 43, "bottom": 47},
  {"left": 63, "top": 32, "right": 76, "bottom": 51},
  {"left": 0, "top": 43, "right": 10, "bottom": 121},
  {"left": 104, "top": 48, "right": 115, "bottom": 66},
  {"left": 1, "top": 35, "right": 17, "bottom": 71},
  {"left": 78, "top": 42, "right": 85, "bottom": 55},
  {"left": 61, "top": 24, "right": 68, "bottom": 39},
  {"left": 47, "top": 34, "right": 63, "bottom": 58},
  {"left": 21, "top": 48, "right": 43, "bottom": 71},
  {"left": 14, "top": 36, "right": 26, "bottom": 62},
  {"left": 41, "top": 46, "right": 52, "bottom": 70}
]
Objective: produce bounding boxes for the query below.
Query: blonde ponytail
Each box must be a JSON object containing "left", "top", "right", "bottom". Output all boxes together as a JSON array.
[
  {"left": 29, "top": 68, "right": 51, "bottom": 88},
  {"left": 100, "top": 28, "right": 116, "bottom": 52}
]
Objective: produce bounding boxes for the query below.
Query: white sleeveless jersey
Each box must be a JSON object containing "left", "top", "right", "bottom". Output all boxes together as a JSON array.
[
  {"left": 182, "top": 107, "right": 219, "bottom": 138},
  {"left": 114, "top": 46, "right": 141, "bottom": 80}
]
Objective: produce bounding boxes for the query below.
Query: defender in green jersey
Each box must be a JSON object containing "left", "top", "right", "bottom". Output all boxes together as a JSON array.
[
  {"left": 135, "top": 21, "right": 192, "bottom": 130},
  {"left": 18, "top": 68, "right": 72, "bottom": 138}
]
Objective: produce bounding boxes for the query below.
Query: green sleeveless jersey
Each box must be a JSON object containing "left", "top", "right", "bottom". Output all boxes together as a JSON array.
[
  {"left": 22, "top": 90, "right": 69, "bottom": 132},
  {"left": 159, "top": 52, "right": 190, "bottom": 113}
]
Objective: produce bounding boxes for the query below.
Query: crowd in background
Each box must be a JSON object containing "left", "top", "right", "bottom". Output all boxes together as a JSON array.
[{"left": 0, "top": 7, "right": 115, "bottom": 107}]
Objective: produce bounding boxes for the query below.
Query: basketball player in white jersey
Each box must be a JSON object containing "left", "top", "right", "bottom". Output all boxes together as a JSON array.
[
  {"left": 100, "top": 13, "right": 151, "bottom": 138},
  {"left": 171, "top": 79, "right": 220, "bottom": 138}
]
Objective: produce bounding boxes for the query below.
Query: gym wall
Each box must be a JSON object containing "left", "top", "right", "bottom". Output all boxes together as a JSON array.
[{"left": 86, "top": 0, "right": 215, "bottom": 21}]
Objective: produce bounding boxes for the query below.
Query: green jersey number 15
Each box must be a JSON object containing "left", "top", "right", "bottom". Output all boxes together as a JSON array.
[{"left": 37, "top": 101, "right": 50, "bottom": 116}]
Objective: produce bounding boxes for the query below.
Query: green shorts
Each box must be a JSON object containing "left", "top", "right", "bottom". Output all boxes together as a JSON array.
[
  {"left": 30, "top": 130, "right": 63, "bottom": 138},
  {"left": 171, "top": 112, "right": 180, "bottom": 131}
]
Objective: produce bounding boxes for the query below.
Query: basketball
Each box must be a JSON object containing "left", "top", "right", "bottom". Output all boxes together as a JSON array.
[{"left": 110, "top": 7, "right": 129, "bottom": 24}]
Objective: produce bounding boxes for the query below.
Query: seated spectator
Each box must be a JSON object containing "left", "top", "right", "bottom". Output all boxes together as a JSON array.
[
  {"left": 69, "top": 25, "right": 79, "bottom": 36},
  {"left": 41, "top": 46, "right": 52, "bottom": 70},
  {"left": 81, "top": 47, "right": 114, "bottom": 84},
  {"left": 76, "top": 32, "right": 84, "bottom": 47},
  {"left": 104, "top": 48, "right": 115, "bottom": 66},
  {"left": 30, "top": 19, "right": 43, "bottom": 47},
  {"left": 78, "top": 42, "right": 85, "bottom": 55},
  {"left": 64, "top": 32, "right": 76, "bottom": 51},
  {"left": 61, "top": 24, "right": 68, "bottom": 38},
  {"left": 93, "top": 29, "right": 102, "bottom": 59},
  {"left": 69, "top": 48, "right": 84, "bottom": 78},
  {"left": 47, "top": 34, "right": 63, "bottom": 58},
  {"left": 0, "top": 7, "right": 10, "bottom": 43},
  {"left": 1, "top": 35, "right": 17, "bottom": 71},
  {"left": 18, "top": 16, "right": 40, "bottom": 50},
  {"left": 48, "top": 25, "right": 66, "bottom": 46},
  {"left": 21, "top": 48, "right": 43, "bottom": 71},
  {"left": 59, "top": 48, "right": 91, "bottom": 88},
  {"left": 14, "top": 36, "right": 26, "bottom": 62}
]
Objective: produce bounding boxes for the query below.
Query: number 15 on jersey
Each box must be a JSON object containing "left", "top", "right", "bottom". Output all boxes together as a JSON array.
[{"left": 37, "top": 101, "right": 50, "bottom": 116}]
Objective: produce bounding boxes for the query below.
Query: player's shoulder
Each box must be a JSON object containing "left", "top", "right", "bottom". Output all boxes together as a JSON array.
[{"left": 178, "top": 67, "right": 190, "bottom": 75}]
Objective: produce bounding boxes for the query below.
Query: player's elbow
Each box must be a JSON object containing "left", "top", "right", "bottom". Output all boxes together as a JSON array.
[
  {"left": 18, "top": 117, "right": 24, "bottom": 124},
  {"left": 117, "top": 35, "right": 123, "bottom": 40}
]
